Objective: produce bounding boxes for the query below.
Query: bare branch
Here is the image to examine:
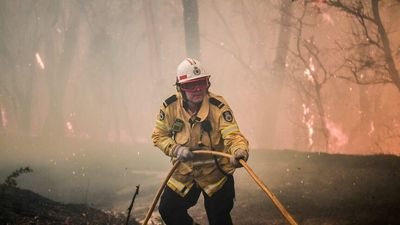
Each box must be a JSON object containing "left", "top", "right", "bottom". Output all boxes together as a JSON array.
[
  {"left": 126, "top": 185, "right": 140, "bottom": 225},
  {"left": 326, "top": 0, "right": 375, "bottom": 22},
  {"left": 211, "top": 0, "right": 242, "bottom": 54},
  {"left": 336, "top": 74, "right": 392, "bottom": 85},
  {"left": 201, "top": 35, "right": 262, "bottom": 89},
  {"left": 371, "top": 0, "right": 400, "bottom": 91}
]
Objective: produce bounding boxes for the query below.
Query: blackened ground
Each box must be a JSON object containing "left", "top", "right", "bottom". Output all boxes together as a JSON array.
[
  {"left": 0, "top": 135, "right": 399, "bottom": 225},
  {"left": 202, "top": 150, "right": 400, "bottom": 225},
  {"left": 0, "top": 185, "right": 138, "bottom": 225}
]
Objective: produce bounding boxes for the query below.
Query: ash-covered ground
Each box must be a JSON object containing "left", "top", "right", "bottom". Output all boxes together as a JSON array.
[{"left": 1, "top": 136, "right": 399, "bottom": 225}]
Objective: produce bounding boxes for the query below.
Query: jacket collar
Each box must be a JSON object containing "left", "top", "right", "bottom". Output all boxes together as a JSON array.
[{"left": 196, "top": 94, "right": 210, "bottom": 122}]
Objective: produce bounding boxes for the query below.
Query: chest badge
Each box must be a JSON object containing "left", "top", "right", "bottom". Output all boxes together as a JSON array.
[
  {"left": 223, "top": 111, "right": 233, "bottom": 122},
  {"left": 172, "top": 118, "right": 184, "bottom": 133}
]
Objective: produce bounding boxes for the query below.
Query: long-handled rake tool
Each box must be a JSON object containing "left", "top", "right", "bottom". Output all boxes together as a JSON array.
[{"left": 142, "top": 150, "right": 298, "bottom": 225}]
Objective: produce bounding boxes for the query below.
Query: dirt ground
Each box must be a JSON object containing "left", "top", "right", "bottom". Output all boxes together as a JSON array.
[
  {"left": 1, "top": 136, "right": 399, "bottom": 225},
  {"left": 0, "top": 184, "right": 135, "bottom": 225},
  {"left": 160, "top": 150, "right": 400, "bottom": 225}
]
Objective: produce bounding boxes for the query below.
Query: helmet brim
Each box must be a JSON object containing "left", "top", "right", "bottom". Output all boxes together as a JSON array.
[{"left": 178, "top": 75, "right": 211, "bottom": 84}]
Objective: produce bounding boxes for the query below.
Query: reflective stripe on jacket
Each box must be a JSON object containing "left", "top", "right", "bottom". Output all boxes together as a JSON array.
[{"left": 151, "top": 91, "right": 249, "bottom": 197}]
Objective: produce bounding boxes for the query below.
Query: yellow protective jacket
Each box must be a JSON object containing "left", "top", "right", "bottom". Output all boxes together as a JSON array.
[{"left": 151, "top": 91, "right": 249, "bottom": 197}]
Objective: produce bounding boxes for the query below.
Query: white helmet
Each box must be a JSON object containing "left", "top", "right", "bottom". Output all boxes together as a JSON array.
[{"left": 176, "top": 58, "right": 210, "bottom": 84}]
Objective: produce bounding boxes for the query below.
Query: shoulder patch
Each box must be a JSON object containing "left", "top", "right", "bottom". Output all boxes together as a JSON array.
[
  {"left": 163, "top": 95, "right": 177, "bottom": 108},
  {"left": 159, "top": 109, "right": 165, "bottom": 121},
  {"left": 223, "top": 110, "right": 233, "bottom": 122},
  {"left": 209, "top": 97, "right": 225, "bottom": 109}
]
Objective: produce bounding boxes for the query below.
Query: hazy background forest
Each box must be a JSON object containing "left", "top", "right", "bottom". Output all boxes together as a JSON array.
[
  {"left": 1, "top": 0, "right": 400, "bottom": 224},
  {"left": 1, "top": 0, "right": 400, "bottom": 154}
]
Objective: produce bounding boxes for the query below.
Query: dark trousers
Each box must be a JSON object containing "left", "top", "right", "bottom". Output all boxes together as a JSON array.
[{"left": 159, "top": 175, "right": 235, "bottom": 225}]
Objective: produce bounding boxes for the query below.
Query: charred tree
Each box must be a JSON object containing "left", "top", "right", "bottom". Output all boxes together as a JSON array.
[
  {"left": 287, "top": 2, "right": 332, "bottom": 151},
  {"left": 326, "top": 0, "right": 400, "bottom": 91},
  {"left": 42, "top": 1, "right": 81, "bottom": 137},
  {"left": 268, "top": 1, "right": 293, "bottom": 148},
  {"left": 182, "top": 0, "right": 200, "bottom": 59},
  {"left": 0, "top": 1, "right": 39, "bottom": 134}
]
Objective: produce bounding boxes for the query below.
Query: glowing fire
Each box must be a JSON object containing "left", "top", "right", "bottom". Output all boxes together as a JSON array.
[
  {"left": 309, "top": 57, "right": 315, "bottom": 72},
  {"left": 326, "top": 119, "right": 348, "bottom": 151},
  {"left": 0, "top": 104, "right": 7, "bottom": 127},
  {"left": 302, "top": 104, "right": 314, "bottom": 149},
  {"left": 35, "top": 53, "right": 45, "bottom": 70},
  {"left": 368, "top": 121, "right": 375, "bottom": 137},
  {"left": 66, "top": 121, "right": 74, "bottom": 135},
  {"left": 304, "top": 57, "right": 315, "bottom": 83},
  {"left": 322, "top": 13, "right": 334, "bottom": 25},
  {"left": 303, "top": 68, "right": 313, "bottom": 82}
]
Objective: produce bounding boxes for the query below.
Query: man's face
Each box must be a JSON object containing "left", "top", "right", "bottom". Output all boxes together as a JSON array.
[{"left": 180, "top": 78, "right": 209, "bottom": 104}]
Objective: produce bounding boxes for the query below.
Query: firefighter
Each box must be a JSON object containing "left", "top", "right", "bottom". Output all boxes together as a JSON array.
[{"left": 151, "top": 58, "right": 249, "bottom": 225}]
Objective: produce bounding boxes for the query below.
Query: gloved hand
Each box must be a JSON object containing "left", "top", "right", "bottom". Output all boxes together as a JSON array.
[
  {"left": 172, "top": 145, "right": 194, "bottom": 162},
  {"left": 230, "top": 149, "right": 248, "bottom": 168}
]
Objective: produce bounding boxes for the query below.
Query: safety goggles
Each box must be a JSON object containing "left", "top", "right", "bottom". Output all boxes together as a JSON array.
[{"left": 180, "top": 78, "right": 209, "bottom": 92}]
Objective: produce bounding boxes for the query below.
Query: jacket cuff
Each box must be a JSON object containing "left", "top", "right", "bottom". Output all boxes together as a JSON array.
[
  {"left": 231, "top": 145, "right": 248, "bottom": 155},
  {"left": 167, "top": 143, "right": 179, "bottom": 157}
]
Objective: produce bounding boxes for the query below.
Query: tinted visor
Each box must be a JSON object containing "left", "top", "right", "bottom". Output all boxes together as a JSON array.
[{"left": 180, "top": 78, "right": 209, "bottom": 92}]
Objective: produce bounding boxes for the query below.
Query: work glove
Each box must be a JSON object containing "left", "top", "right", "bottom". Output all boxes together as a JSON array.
[
  {"left": 172, "top": 145, "right": 194, "bottom": 162},
  {"left": 230, "top": 149, "right": 248, "bottom": 168}
]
